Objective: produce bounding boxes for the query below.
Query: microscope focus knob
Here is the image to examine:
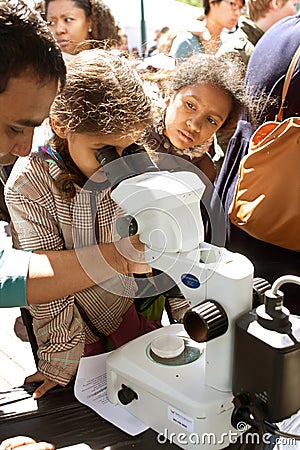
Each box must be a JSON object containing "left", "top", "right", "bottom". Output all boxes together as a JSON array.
[
  {"left": 117, "top": 384, "right": 138, "bottom": 405},
  {"left": 183, "top": 300, "right": 228, "bottom": 343}
]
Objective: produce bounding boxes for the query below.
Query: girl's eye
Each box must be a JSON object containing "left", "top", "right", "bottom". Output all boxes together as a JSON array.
[
  {"left": 186, "top": 101, "right": 196, "bottom": 111},
  {"left": 65, "top": 17, "right": 73, "bottom": 23},
  {"left": 208, "top": 117, "right": 218, "bottom": 126},
  {"left": 47, "top": 20, "right": 55, "bottom": 26}
]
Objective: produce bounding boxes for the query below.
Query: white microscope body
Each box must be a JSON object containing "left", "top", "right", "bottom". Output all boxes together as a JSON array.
[{"left": 106, "top": 169, "right": 254, "bottom": 449}]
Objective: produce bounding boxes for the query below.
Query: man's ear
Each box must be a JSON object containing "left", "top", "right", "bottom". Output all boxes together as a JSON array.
[
  {"left": 270, "top": 0, "right": 280, "bottom": 9},
  {"left": 50, "top": 118, "right": 67, "bottom": 138}
]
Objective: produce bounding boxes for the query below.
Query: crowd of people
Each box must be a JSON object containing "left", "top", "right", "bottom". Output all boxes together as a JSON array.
[{"left": 0, "top": 0, "right": 299, "bottom": 448}]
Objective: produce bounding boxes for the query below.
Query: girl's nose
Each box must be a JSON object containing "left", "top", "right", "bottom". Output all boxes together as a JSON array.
[{"left": 186, "top": 118, "right": 201, "bottom": 133}]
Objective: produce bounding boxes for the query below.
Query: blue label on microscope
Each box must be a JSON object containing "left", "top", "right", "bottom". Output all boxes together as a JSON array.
[{"left": 181, "top": 273, "right": 200, "bottom": 289}]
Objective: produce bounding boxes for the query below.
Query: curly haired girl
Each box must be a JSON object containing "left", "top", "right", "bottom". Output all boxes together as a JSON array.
[{"left": 5, "top": 48, "right": 159, "bottom": 399}]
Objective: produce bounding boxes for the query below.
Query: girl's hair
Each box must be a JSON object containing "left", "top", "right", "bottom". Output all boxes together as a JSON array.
[
  {"left": 50, "top": 48, "right": 153, "bottom": 198},
  {"left": 169, "top": 53, "right": 252, "bottom": 129},
  {"left": 40, "top": 0, "right": 121, "bottom": 48}
]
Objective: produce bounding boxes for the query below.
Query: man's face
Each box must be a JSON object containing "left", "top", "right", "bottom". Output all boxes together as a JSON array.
[{"left": 0, "top": 74, "right": 58, "bottom": 164}]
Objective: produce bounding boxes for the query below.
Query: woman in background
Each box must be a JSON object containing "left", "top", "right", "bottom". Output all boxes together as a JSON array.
[{"left": 36, "top": 0, "right": 121, "bottom": 57}]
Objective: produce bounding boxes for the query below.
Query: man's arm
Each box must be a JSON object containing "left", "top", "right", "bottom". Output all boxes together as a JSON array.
[
  {"left": 27, "top": 237, "right": 149, "bottom": 304},
  {"left": 0, "top": 237, "right": 149, "bottom": 307}
]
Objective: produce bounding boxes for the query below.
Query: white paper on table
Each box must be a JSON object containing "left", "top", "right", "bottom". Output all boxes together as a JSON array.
[
  {"left": 74, "top": 353, "right": 149, "bottom": 436},
  {"left": 273, "top": 409, "right": 300, "bottom": 450}
]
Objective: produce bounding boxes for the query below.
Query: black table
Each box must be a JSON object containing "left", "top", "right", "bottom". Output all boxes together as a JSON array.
[
  {"left": 0, "top": 383, "right": 176, "bottom": 449},
  {"left": 0, "top": 384, "right": 269, "bottom": 450}
]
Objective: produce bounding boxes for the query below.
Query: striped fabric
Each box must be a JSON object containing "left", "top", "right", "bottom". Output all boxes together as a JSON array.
[{"left": 5, "top": 154, "right": 137, "bottom": 386}]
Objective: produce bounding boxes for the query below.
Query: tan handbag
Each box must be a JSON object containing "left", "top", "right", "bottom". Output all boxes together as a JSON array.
[{"left": 229, "top": 46, "right": 300, "bottom": 252}]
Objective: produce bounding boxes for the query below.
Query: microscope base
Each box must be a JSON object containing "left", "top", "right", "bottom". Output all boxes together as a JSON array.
[{"left": 106, "top": 324, "right": 240, "bottom": 449}]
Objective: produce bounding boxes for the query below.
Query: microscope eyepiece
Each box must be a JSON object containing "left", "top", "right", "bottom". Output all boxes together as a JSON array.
[
  {"left": 96, "top": 145, "right": 120, "bottom": 166},
  {"left": 96, "top": 145, "right": 136, "bottom": 190},
  {"left": 96, "top": 144, "right": 159, "bottom": 190},
  {"left": 122, "top": 143, "right": 159, "bottom": 174}
]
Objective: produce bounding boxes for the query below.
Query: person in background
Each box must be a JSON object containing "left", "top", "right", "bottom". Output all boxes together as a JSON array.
[
  {"left": 156, "top": 28, "right": 177, "bottom": 56},
  {"left": 215, "top": 0, "right": 297, "bottom": 168},
  {"left": 215, "top": 14, "right": 300, "bottom": 315},
  {"left": 147, "top": 26, "right": 170, "bottom": 57},
  {"left": 5, "top": 48, "right": 160, "bottom": 400},
  {"left": 135, "top": 29, "right": 177, "bottom": 94},
  {"left": 36, "top": 0, "right": 121, "bottom": 59},
  {"left": 169, "top": 0, "right": 244, "bottom": 62},
  {"left": 118, "top": 32, "right": 129, "bottom": 56},
  {"left": 217, "top": 0, "right": 297, "bottom": 65},
  {"left": 131, "top": 46, "right": 140, "bottom": 59}
]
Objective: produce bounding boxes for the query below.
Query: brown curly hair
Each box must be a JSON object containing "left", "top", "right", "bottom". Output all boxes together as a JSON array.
[{"left": 49, "top": 48, "right": 153, "bottom": 198}]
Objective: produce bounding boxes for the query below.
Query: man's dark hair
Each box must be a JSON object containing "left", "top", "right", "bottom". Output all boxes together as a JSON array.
[
  {"left": 204, "top": 0, "right": 245, "bottom": 15},
  {"left": 0, "top": 0, "right": 66, "bottom": 93}
]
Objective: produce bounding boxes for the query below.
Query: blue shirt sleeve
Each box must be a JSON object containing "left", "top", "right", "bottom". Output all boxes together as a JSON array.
[
  {"left": 169, "top": 32, "right": 203, "bottom": 62},
  {"left": 0, "top": 247, "right": 31, "bottom": 307}
]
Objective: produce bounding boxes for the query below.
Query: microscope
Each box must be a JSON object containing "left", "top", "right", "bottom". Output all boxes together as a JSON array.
[{"left": 96, "top": 146, "right": 300, "bottom": 449}]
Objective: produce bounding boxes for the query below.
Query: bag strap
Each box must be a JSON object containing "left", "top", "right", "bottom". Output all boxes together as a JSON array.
[
  {"left": 74, "top": 299, "right": 106, "bottom": 340},
  {"left": 276, "top": 45, "right": 300, "bottom": 121}
]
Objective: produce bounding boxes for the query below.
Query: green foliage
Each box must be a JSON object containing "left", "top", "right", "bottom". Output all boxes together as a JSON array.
[{"left": 176, "top": 0, "right": 202, "bottom": 7}]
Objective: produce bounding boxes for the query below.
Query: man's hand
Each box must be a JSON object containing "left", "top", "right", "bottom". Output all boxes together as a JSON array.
[
  {"left": 25, "top": 371, "right": 58, "bottom": 399},
  {"left": 100, "top": 235, "right": 151, "bottom": 276},
  {"left": 0, "top": 436, "right": 54, "bottom": 450},
  {"left": 123, "top": 235, "right": 151, "bottom": 274}
]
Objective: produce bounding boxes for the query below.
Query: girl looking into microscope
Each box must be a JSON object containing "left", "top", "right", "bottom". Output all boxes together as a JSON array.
[{"left": 5, "top": 48, "right": 160, "bottom": 400}]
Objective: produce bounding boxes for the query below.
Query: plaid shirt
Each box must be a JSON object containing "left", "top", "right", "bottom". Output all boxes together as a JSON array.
[{"left": 5, "top": 154, "right": 136, "bottom": 386}]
